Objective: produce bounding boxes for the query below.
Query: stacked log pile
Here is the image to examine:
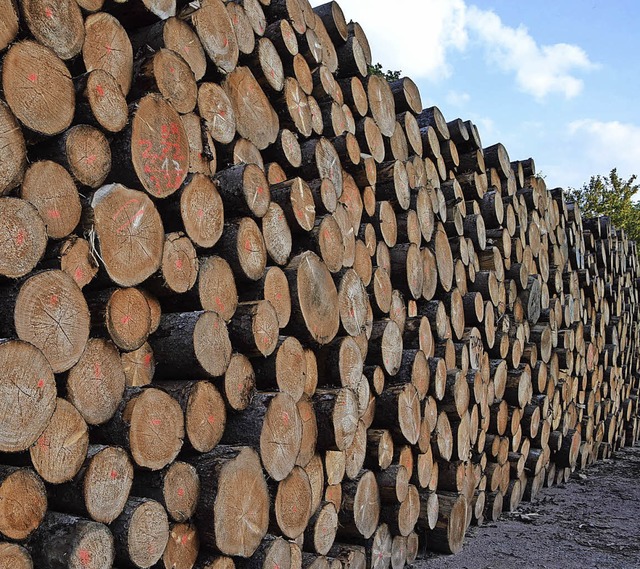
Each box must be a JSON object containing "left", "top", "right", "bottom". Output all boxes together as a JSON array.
[{"left": 0, "top": 0, "right": 639, "bottom": 567}]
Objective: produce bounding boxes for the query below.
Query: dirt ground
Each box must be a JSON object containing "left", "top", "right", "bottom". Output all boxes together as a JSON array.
[{"left": 416, "top": 444, "right": 640, "bottom": 569}]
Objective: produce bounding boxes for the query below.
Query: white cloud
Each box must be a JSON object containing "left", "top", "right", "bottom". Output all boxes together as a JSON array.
[
  {"left": 466, "top": 7, "right": 596, "bottom": 100},
  {"left": 446, "top": 90, "right": 471, "bottom": 107},
  {"left": 313, "top": 1, "right": 595, "bottom": 100},
  {"left": 313, "top": 0, "right": 468, "bottom": 80},
  {"left": 568, "top": 119, "right": 640, "bottom": 180}
]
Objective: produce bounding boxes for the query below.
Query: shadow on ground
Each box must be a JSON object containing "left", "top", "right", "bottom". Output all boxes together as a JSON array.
[{"left": 416, "top": 445, "right": 640, "bottom": 569}]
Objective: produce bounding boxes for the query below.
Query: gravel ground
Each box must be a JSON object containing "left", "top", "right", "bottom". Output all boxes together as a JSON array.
[{"left": 415, "top": 444, "right": 640, "bottom": 569}]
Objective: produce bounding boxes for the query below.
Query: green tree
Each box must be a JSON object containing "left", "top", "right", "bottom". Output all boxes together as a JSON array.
[
  {"left": 368, "top": 62, "right": 401, "bottom": 82},
  {"left": 568, "top": 168, "right": 640, "bottom": 241}
]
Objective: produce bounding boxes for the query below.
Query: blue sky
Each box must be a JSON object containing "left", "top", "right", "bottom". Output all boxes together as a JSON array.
[{"left": 310, "top": 0, "right": 640, "bottom": 190}]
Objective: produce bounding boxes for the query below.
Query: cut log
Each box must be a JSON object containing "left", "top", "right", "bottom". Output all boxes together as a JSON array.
[
  {"left": 0, "top": 466, "right": 47, "bottom": 540},
  {"left": 2, "top": 40, "right": 75, "bottom": 135},
  {"left": 194, "top": 446, "right": 270, "bottom": 556},
  {"left": 224, "top": 66, "right": 280, "bottom": 150},
  {"left": 83, "top": 12, "right": 133, "bottom": 95},
  {"left": 110, "top": 497, "right": 169, "bottom": 568},
  {"left": 47, "top": 445, "right": 134, "bottom": 524},
  {"left": 28, "top": 513, "right": 114, "bottom": 569},
  {"left": 66, "top": 338, "right": 126, "bottom": 425},
  {"left": 20, "top": 161, "right": 81, "bottom": 240},
  {"left": 0, "top": 197, "right": 48, "bottom": 279},
  {"left": 176, "top": 174, "right": 224, "bottom": 248},
  {"left": 0, "top": 543, "right": 32, "bottom": 568},
  {"left": 131, "top": 460, "right": 200, "bottom": 523},
  {"left": 94, "top": 387, "right": 184, "bottom": 470},
  {"left": 29, "top": 398, "right": 89, "bottom": 484},
  {"left": 90, "top": 183, "right": 164, "bottom": 287},
  {"left": 190, "top": 0, "right": 239, "bottom": 73},
  {"left": 14, "top": 270, "right": 89, "bottom": 373},
  {"left": 150, "top": 311, "right": 232, "bottom": 379},
  {"left": 338, "top": 470, "right": 380, "bottom": 540}
]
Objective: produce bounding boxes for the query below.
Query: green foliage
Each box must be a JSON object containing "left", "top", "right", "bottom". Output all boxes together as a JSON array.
[
  {"left": 568, "top": 168, "right": 640, "bottom": 240},
  {"left": 368, "top": 62, "right": 402, "bottom": 82}
]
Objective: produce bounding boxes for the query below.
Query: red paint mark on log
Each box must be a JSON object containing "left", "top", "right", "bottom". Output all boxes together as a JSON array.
[
  {"left": 207, "top": 415, "right": 215, "bottom": 425},
  {"left": 181, "top": 534, "right": 189, "bottom": 545},
  {"left": 79, "top": 550, "right": 92, "bottom": 566},
  {"left": 196, "top": 208, "right": 204, "bottom": 218},
  {"left": 215, "top": 297, "right": 225, "bottom": 312},
  {"left": 177, "top": 487, "right": 185, "bottom": 497},
  {"left": 49, "top": 294, "right": 59, "bottom": 306},
  {"left": 45, "top": 6, "right": 53, "bottom": 18},
  {"left": 94, "top": 362, "right": 103, "bottom": 379},
  {"left": 175, "top": 258, "right": 183, "bottom": 270},
  {"left": 37, "top": 379, "right": 45, "bottom": 389},
  {"left": 48, "top": 209, "right": 61, "bottom": 219},
  {"left": 38, "top": 434, "right": 49, "bottom": 449},
  {"left": 121, "top": 314, "right": 132, "bottom": 325},
  {"left": 144, "top": 353, "right": 152, "bottom": 367},
  {"left": 16, "top": 229, "right": 26, "bottom": 246},
  {"left": 28, "top": 73, "right": 37, "bottom": 83},
  {"left": 151, "top": 418, "right": 162, "bottom": 426},
  {"left": 282, "top": 411, "right": 290, "bottom": 426},
  {"left": 110, "top": 470, "right": 118, "bottom": 480},
  {"left": 85, "top": 155, "right": 97, "bottom": 165},
  {"left": 96, "top": 84, "right": 105, "bottom": 97},
  {"left": 105, "top": 44, "right": 113, "bottom": 54},
  {"left": 74, "top": 267, "right": 84, "bottom": 282}
]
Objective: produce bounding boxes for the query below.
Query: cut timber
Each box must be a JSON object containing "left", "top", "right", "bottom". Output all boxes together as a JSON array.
[
  {"left": 135, "top": 48, "right": 197, "bottom": 114},
  {"left": 305, "top": 502, "right": 338, "bottom": 555},
  {"left": 0, "top": 100, "right": 26, "bottom": 195},
  {"left": 160, "top": 381, "right": 226, "bottom": 453},
  {"left": 180, "top": 173, "right": 224, "bottom": 249},
  {"left": 286, "top": 252, "right": 340, "bottom": 345},
  {"left": 66, "top": 338, "right": 126, "bottom": 426},
  {"left": 111, "top": 497, "right": 169, "bottom": 568},
  {"left": 121, "top": 342, "right": 155, "bottom": 387},
  {"left": 29, "top": 514, "right": 114, "bottom": 569},
  {"left": 161, "top": 232, "right": 198, "bottom": 294},
  {"left": 0, "top": 197, "right": 47, "bottom": 279},
  {"left": 274, "top": 466, "right": 313, "bottom": 538},
  {"left": 0, "top": 543, "right": 32, "bottom": 568},
  {"left": 131, "top": 461, "right": 200, "bottom": 522},
  {"left": 151, "top": 311, "right": 232, "bottom": 379},
  {"left": 224, "top": 391, "right": 302, "bottom": 481},
  {"left": 339, "top": 470, "right": 380, "bottom": 539},
  {"left": 0, "top": 0, "right": 19, "bottom": 51},
  {"left": 96, "top": 387, "right": 184, "bottom": 470},
  {"left": 224, "top": 66, "right": 280, "bottom": 149},
  {"left": 90, "top": 184, "right": 165, "bottom": 287},
  {"left": 198, "top": 82, "right": 236, "bottom": 145},
  {"left": 104, "top": 287, "right": 151, "bottom": 352},
  {"left": 20, "top": 0, "right": 84, "bottom": 60},
  {"left": 2, "top": 40, "right": 75, "bottom": 135},
  {"left": 29, "top": 398, "right": 89, "bottom": 484},
  {"left": 197, "top": 256, "right": 237, "bottom": 321},
  {"left": 132, "top": 17, "right": 207, "bottom": 81},
  {"left": 20, "top": 161, "right": 81, "bottom": 240},
  {"left": 215, "top": 163, "right": 270, "bottom": 218},
  {"left": 48, "top": 445, "right": 134, "bottom": 524},
  {"left": 83, "top": 12, "right": 133, "bottom": 95},
  {"left": 314, "top": 388, "right": 359, "bottom": 451},
  {"left": 428, "top": 493, "right": 467, "bottom": 554},
  {"left": 0, "top": 466, "right": 47, "bottom": 540},
  {"left": 76, "top": 69, "right": 128, "bottom": 134},
  {"left": 194, "top": 446, "right": 269, "bottom": 556},
  {"left": 123, "top": 93, "right": 189, "bottom": 198},
  {"left": 162, "top": 522, "right": 199, "bottom": 569},
  {"left": 14, "top": 270, "right": 90, "bottom": 373},
  {"left": 0, "top": 341, "right": 56, "bottom": 453},
  {"left": 218, "top": 217, "right": 267, "bottom": 282},
  {"left": 365, "top": 75, "right": 396, "bottom": 137},
  {"left": 191, "top": 0, "right": 239, "bottom": 74}
]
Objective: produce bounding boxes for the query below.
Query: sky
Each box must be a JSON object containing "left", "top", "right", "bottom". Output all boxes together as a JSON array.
[{"left": 310, "top": 0, "right": 640, "bottom": 191}]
